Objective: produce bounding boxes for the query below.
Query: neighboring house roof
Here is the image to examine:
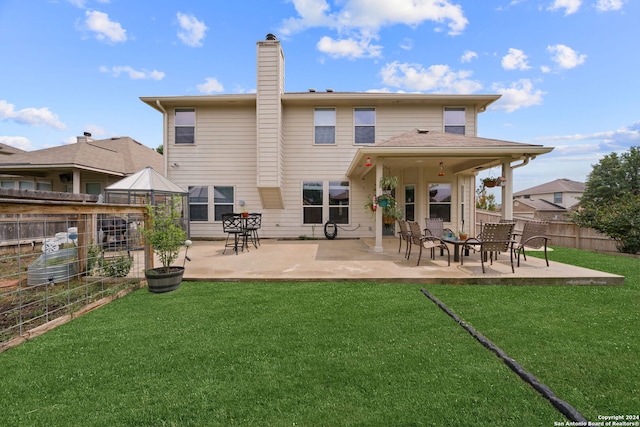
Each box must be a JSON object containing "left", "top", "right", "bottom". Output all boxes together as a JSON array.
[
  {"left": 514, "top": 198, "right": 566, "bottom": 212},
  {"left": 0, "top": 137, "right": 163, "bottom": 177},
  {"left": 105, "top": 166, "right": 187, "bottom": 194},
  {"left": 0, "top": 143, "right": 26, "bottom": 156},
  {"left": 514, "top": 178, "right": 585, "bottom": 197}
]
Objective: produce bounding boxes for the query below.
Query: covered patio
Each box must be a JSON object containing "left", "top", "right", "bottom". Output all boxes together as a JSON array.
[{"left": 346, "top": 129, "right": 554, "bottom": 253}]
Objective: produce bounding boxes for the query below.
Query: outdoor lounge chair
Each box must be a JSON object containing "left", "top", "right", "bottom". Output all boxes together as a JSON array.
[
  {"left": 513, "top": 220, "right": 550, "bottom": 267},
  {"left": 461, "top": 222, "right": 515, "bottom": 273},
  {"left": 397, "top": 220, "right": 411, "bottom": 258},
  {"left": 407, "top": 221, "right": 450, "bottom": 266}
]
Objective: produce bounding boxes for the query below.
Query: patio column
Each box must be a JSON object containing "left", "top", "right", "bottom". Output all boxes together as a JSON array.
[
  {"left": 375, "top": 162, "right": 383, "bottom": 252},
  {"left": 501, "top": 161, "right": 514, "bottom": 220}
]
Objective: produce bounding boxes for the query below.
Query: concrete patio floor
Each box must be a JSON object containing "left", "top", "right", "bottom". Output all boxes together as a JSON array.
[{"left": 180, "top": 238, "right": 624, "bottom": 286}]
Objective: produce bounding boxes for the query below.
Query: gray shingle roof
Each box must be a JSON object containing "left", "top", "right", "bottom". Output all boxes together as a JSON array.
[
  {"left": 0, "top": 137, "right": 163, "bottom": 175},
  {"left": 514, "top": 178, "right": 585, "bottom": 196}
]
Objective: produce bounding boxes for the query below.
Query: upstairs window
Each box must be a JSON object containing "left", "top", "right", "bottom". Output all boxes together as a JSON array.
[
  {"left": 175, "top": 108, "right": 195, "bottom": 144},
  {"left": 444, "top": 107, "right": 465, "bottom": 135},
  {"left": 354, "top": 107, "right": 375, "bottom": 144},
  {"left": 314, "top": 108, "right": 336, "bottom": 144},
  {"left": 554, "top": 192, "right": 563, "bottom": 204}
]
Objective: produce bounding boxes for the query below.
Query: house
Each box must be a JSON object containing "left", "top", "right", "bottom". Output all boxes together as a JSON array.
[
  {"left": 513, "top": 178, "right": 585, "bottom": 221},
  {"left": 140, "top": 35, "right": 553, "bottom": 251},
  {"left": 0, "top": 135, "right": 163, "bottom": 196}
]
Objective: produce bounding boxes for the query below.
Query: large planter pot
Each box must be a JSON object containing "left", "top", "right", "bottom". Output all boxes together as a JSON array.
[{"left": 145, "top": 266, "right": 184, "bottom": 293}]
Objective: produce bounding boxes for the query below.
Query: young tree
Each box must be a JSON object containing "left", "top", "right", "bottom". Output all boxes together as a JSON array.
[
  {"left": 572, "top": 146, "right": 640, "bottom": 254},
  {"left": 476, "top": 186, "right": 497, "bottom": 211},
  {"left": 155, "top": 144, "right": 163, "bottom": 155}
]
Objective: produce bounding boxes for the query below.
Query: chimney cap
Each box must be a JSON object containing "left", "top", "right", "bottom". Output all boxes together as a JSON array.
[
  {"left": 265, "top": 33, "right": 277, "bottom": 41},
  {"left": 308, "top": 88, "right": 316, "bottom": 92},
  {"left": 83, "top": 132, "right": 92, "bottom": 137}
]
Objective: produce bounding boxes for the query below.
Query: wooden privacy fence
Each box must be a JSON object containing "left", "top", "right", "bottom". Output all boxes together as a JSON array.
[{"left": 476, "top": 210, "right": 618, "bottom": 253}]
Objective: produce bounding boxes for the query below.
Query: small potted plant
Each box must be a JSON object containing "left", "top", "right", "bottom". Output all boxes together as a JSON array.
[
  {"left": 142, "top": 195, "right": 189, "bottom": 293},
  {"left": 458, "top": 231, "right": 468, "bottom": 241},
  {"left": 482, "top": 177, "right": 499, "bottom": 188}
]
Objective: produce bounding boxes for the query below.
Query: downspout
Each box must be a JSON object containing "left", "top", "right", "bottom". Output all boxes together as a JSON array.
[{"left": 155, "top": 100, "right": 168, "bottom": 175}]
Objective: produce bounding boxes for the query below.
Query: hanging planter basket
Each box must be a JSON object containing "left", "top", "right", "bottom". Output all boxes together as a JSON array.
[{"left": 483, "top": 178, "right": 498, "bottom": 188}]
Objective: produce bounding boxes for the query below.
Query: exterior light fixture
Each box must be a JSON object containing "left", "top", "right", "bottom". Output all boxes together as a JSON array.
[
  {"left": 365, "top": 157, "right": 372, "bottom": 167},
  {"left": 438, "top": 161, "right": 445, "bottom": 176}
]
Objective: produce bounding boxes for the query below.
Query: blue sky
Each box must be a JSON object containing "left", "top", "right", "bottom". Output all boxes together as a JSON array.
[{"left": 0, "top": 0, "right": 638, "bottom": 192}]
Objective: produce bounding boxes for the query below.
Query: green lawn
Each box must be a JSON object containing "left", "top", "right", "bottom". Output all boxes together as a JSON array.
[
  {"left": 0, "top": 247, "right": 636, "bottom": 426},
  {"left": 425, "top": 247, "right": 640, "bottom": 420}
]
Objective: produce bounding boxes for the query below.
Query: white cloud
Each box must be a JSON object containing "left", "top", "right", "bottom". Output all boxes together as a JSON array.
[
  {"left": 0, "top": 136, "right": 32, "bottom": 151},
  {"left": 534, "top": 123, "right": 640, "bottom": 146},
  {"left": 547, "top": 0, "right": 582, "bottom": 15},
  {"left": 540, "top": 65, "right": 552, "bottom": 73},
  {"left": 99, "top": 65, "right": 165, "bottom": 80},
  {"left": 280, "top": 0, "right": 468, "bottom": 58},
  {"left": 490, "top": 79, "right": 545, "bottom": 112},
  {"left": 84, "top": 10, "right": 127, "bottom": 43},
  {"left": 317, "top": 35, "right": 382, "bottom": 59},
  {"left": 501, "top": 48, "right": 531, "bottom": 70},
  {"left": 176, "top": 12, "right": 207, "bottom": 47},
  {"left": 596, "top": 0, "right": 624, "bottom": 11},
  {"left": 547, "top": 44, "right": 586, "bottom": 69},
  {"left": 197, "top": 77, "right": 224, "bottom": 94},
  {"left": 461, "top": 50, "right": 478, "bottom": 63},
  {"left": 281, "top": 0, "right": 468, "bottom": 35},
  {"left": 380, "top": 62, "right": 482, "bottom": 93},
  {"left": 0, "top": 100, "right": 66, "bottom": 130}
]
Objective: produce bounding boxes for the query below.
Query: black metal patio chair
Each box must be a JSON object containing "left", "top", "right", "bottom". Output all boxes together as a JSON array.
[{"left": 461, "top": 222, "right": 515, "bottom": 273}]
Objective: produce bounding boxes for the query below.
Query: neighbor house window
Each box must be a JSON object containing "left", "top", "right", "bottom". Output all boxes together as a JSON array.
[
  {"left": 1, "top": 181, "right": 14, "bottom": 189},
  {"left": 444, "top": 107, "right": 465, "bottom": 135},
  {"left": 303, "top": 181, "right": 350, "bottom": 224},
  {"left": 85, "top": 182, "right": 101, "bottom": 195},
  {"left": 314, "top": 108, "right": 336, "bottom": 144},
  {"left": 214, "top": 186, "right": 234, "bottom": 221},
  {"left": 428, "top": 183, "right": 451, "bottom": 222},
  {"left": 175, "top": 108, "right": 195, "bottom": 144},
  {"left": 189, "top": 186, "right": 208, "bottom": 221},
  {"left": 405, "top": 185, "right": 415, "bottom": 221},
  {"left": 554, "top": 192, "right": 562, "bottom": 204},
  {"left": 329, "top": 181, "right": 349, "bottom": 224},
  {"left": 354, "top": 107, "right": 375, "bottom": 144},
  {"left": 37, "top": 181, "right": 52, "bottom": 191},
  {"left": 19, "top": 181, "right": 34, "bottom": 190}
]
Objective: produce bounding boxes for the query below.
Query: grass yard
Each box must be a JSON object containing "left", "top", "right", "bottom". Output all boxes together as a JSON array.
[
  {"left": 1, "top": 282, "right": 561, "bottom": 426},
  {"left": 0, "top": 247, "right": 636, "bottom": 426},
  {"left": 425, "top": 247, "right": 640, "bottom": 421}
]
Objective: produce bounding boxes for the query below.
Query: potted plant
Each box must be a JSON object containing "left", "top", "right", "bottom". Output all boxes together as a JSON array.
[
  {"left": 458, "top": 231, "right": 468, "bottom": 241},
  {"left": 482, "top": 177, "right": 499, "bottom": 188},
  {"left": 142, "top": 196, "right": 189, "bottom": 293},
  {"left": 379, "top": 176, "right": 398, "bottom": 191}
]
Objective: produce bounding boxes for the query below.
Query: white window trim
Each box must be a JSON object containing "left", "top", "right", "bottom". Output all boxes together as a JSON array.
[
  {"left": 354, "top": 106, "right": 376, "bottom": 145},
  {"left": 314, "top": 107, "right": 337, "bottom": 145},
  {"left": 175, "top": 107, "right": 196, "bottom": 145}
]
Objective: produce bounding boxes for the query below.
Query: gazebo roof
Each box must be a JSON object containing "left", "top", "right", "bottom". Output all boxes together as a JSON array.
[{"left": 105, "top": 167, "right": 187, "bottom": 194}]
